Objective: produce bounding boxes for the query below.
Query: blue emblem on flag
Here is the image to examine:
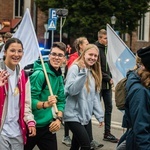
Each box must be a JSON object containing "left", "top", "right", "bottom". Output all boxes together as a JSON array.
[{"left": 115, "top": 48, "right": 136, "bottom": 77}]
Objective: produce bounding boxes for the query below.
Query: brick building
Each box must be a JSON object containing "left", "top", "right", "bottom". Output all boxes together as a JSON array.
[{"left": 0, "top": 0, "right": 149, "bottom": 52}]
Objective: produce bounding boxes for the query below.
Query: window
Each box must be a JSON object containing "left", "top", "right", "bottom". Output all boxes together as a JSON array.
[
  {"left": 138, "top": 12, "right": 150, "bottom": 41},
  {"left": 14, "top": 0, "right": 24, "bottom": 17}
]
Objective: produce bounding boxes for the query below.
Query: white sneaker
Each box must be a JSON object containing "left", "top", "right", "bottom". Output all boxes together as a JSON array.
[{"left": 62, "top": 136, "right": 71, "bottom": 147}]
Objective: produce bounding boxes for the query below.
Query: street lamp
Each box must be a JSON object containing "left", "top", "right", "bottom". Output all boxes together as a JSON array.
[
  {"left": 111, "top": 15, "right": 117, "bottom": 29},
  {"left": 56, "top": 9, "right": 68, "bottom": 42}
]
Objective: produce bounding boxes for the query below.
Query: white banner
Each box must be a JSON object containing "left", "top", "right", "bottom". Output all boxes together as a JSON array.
[
  {"left": 106, "top": 24, "right": 136, "bottom": 86},
  {"left": 13, "top": 8, "right": 40, "bottom": 68}
]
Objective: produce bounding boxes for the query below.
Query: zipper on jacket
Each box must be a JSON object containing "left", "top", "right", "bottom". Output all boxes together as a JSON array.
[{"left": 105, "top": 46, "right": 109, "bottom": 89}]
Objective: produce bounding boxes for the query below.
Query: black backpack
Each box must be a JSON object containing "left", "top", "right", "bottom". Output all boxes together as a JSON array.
[{"left": 24, "top": 63, "right": 47, "bottom": 91}]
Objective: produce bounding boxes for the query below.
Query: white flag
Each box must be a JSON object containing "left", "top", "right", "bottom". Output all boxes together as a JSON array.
[
  {"left": 106, "top": 24, "right": 136, "bottom": 86},
  {"left": 13, "top": 8, "right": 40, "bottom": 68}
]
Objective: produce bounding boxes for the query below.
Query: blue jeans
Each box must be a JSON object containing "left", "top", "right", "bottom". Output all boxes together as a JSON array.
[
  {"left": 66, "top": 121, "right": 91, "bottom": 150},
  {"left": 101, "top": 89, "right": 112, "bottom": 134}
]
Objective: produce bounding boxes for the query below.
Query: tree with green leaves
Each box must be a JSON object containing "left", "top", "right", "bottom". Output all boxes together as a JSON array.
[{"left": 35, "top": 0, "right": 150, "bottom": 46}]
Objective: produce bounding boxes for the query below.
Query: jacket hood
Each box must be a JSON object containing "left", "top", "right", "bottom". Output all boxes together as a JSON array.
[
  {"left": 126, "top": 70, "right": 141, "bottom": 91},
  {"left": 33, "top": 60, "right": 62, "bottom": 77}
]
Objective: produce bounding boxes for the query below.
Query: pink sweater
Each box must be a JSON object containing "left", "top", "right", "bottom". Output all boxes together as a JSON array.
[{"left": 0, "top": 70, "right": 35, "bottom": 144}]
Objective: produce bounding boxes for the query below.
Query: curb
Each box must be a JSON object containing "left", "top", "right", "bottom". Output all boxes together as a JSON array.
[{"left": 92, "top": 117, "right": 125, "bottom": 132}]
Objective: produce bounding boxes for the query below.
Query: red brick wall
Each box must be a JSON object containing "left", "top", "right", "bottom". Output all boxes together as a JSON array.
[
  {"left": 37, "top": 8, "right": 47, "bottom": 46},
  {"left": 0, "top": 0, "right": 13, "bottom": 20},
  {"left": 126, "top": 32, "right": 150, "bottom": 53}
]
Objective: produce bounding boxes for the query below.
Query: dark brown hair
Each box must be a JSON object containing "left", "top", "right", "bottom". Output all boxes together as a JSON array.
[
  {"left": 3, "top": 38, "right": 23, "bottom": 60},
  {"left": 51, "top": 42, "right": 66, "bottom": 54}
]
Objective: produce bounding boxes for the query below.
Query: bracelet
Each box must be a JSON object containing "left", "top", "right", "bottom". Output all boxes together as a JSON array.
[
  {"left": 56, "top": 116, "right": 62, "bottom": 123},
  {"left": 42, "top": 102, "right": 46, "bottom": 109}
]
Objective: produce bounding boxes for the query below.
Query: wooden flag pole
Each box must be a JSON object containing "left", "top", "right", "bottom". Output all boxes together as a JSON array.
[{"left": 39, "top": 53, "right": 58, "bottom": 114}]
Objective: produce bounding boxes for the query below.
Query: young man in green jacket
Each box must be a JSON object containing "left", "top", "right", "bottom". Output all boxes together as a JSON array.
[{"left": 24, "top": 42, "right": 66, "bottom": 150}]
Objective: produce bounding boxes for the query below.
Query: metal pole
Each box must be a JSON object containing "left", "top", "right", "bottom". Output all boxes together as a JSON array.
[
  {"left": 44, "top": 24, "right": 48, "bottom": 49},
  {"left": 44, "top": 31, "right": 48, "bottom": 49},
  {"left": 60, "top": 17, "right": 63, "bottom": 42},
  {"left": 113, "top": 24, "right": 114, "bottom": 30},
  {"left": 51, "top": 30, "right": 54, "bottom": 47}
]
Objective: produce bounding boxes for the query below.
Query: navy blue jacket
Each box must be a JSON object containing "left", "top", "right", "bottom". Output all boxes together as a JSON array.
[{"left": 121, "top": 70, "right": 150, "bottom": 150}]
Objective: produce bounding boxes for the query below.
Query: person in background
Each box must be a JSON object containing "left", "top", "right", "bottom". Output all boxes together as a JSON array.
[
  {"left": 117, "top": 46, "right": 150, "bottom": 150},
  {"left": 66, "top": 44, "right": 72, "bottom": 59},
  {"left": 0, "top": 32, "right": 12, "bottom": 55},
  {"left": 64, "top": 44, "right": 104, "bottom": 150},
  {"left": 3, "top": 32, "right": 12, "bottom": 43},
  {"left": 24, "top": 42, "right": 66, "bottom": 150},
  {"left": 0, "top": 34, "right": 4, "bottom": 52},
  {"left": 0, "top": 34, "right": 4, "bottom": 46},
  {"left": 0, "top": 38, "right": 36, "bottom": 150},
  {"left": 67, "top": 37, "right": 89, "bottom": 68},
  {"left": 95, "top": 29, "right": 118, "bottom": 143}
]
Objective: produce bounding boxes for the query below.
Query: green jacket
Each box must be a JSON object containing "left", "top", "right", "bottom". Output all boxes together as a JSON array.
[{"left": 30, "top": 61, "right": 65, "bottom": 127}]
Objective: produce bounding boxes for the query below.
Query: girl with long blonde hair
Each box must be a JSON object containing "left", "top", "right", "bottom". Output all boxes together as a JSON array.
[{"left": 64, "top": 44, "right": 104, "bottom": 150}]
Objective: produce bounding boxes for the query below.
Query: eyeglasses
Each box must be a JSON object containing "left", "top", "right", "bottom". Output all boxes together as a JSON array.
[{"left": 50, "top": 52, "right": 64, "bottom": 58}]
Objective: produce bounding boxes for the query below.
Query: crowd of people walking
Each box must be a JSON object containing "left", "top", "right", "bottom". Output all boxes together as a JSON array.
[{"left": 0, "top": 29, "right": 149, "bottom": 150}]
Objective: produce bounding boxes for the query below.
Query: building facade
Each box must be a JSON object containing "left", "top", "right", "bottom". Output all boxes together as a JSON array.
[{"left": 0, "top": 1, "right": 149, "bottom": 52}]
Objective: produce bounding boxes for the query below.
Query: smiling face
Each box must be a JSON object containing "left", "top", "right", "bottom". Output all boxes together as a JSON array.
[
  {"left": 4, "top": 42, "right": 23, "bottom": 70},
  {"left": 84, "top": 47, "right": 99, "bottom": 67},
  {"left": 49, "top": 47, "right": 66, "bottom": 70}
]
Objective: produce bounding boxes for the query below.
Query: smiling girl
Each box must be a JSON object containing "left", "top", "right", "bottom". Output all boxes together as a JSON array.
[
  {"left": 64, "top": 44, "right": 104, "bottom": 150},
  {"left": 0, "top": 38, "right": 36, "bottom": 150}
]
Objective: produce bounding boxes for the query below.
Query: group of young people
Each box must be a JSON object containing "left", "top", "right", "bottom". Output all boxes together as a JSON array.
[{"left": 0, "top": 29, "right": 149, "bottom": 150}]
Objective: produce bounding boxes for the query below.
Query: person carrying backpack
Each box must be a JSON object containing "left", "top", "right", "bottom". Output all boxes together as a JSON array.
[
  {"left": 24, "top": 42, "right": 66, "bottom": 150},
  {"left": 117, "top": 46, "right": 150, "bottom": 150}
]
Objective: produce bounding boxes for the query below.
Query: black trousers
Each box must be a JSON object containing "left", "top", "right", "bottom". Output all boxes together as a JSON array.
[
  {"left": 64, "top": 122, "right": 70, "bottom": 137},
  {"left": 101, "top": 89, "right": 112, "bottom": 134},
  {"left": 64, "top": 120, "right": 93, "bottom": 142},
  {"left": 24, "top": 125, "right": 57, "bottom": 150},
  {"left": 66, "top": 121, "right": 91, "bottom": 150}
]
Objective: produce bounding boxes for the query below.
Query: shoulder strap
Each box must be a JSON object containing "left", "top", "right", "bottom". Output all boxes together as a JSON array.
[{"left": 42, "top": 77, "right": 47, "bottom": 91}]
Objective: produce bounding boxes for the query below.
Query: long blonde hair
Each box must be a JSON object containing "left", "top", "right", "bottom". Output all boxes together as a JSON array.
[{"left": 74, "top": 44, "right": 102, "bottom": 92}]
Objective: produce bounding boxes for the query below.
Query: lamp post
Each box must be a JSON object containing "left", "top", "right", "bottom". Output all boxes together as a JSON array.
[
  {"left": 111, "top": 14, "right": 117, "bottom": 29},
  {"left": 56, "top": 9, "right": 68, "bottom": 42}
]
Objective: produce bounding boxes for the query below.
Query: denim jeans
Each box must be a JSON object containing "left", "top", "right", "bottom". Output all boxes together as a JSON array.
[
  {"left": 100, "top": 89, "right": 112, "bottom": 134},
  {"left": 66, "top": 121, "right": 91, "bottom": 150}
]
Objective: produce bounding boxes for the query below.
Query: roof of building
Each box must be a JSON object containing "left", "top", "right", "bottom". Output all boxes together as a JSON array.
[{"left": 0, "top": 18, "right": 21, "bottom": 34}]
